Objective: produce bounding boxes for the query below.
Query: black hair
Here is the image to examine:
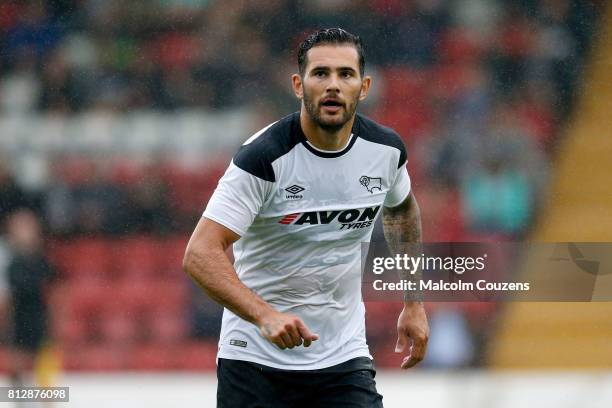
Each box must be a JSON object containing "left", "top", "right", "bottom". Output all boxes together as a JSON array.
[{"left": 297, "top": 28, "right": 365, "bottom": 77}]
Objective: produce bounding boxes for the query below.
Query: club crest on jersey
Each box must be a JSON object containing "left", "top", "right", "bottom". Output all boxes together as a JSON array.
[
  {"left": 284, "top": 184, "right": 305, "bottom": 200},
  {"left": 278, "top": 206, "right": 380, "bottom": 230},
  {"left": 359, "top": 176, "right": 382, "bottom": 194}
]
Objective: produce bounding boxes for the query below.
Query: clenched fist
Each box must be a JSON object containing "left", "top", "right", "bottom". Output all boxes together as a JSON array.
[{"left": 258, "top": 310, "right": 319, "bottom": 350}]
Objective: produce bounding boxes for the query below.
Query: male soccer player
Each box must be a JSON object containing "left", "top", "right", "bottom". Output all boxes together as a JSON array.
[{"left": 184, "top": 28, "right": 429, "bottom": 407}]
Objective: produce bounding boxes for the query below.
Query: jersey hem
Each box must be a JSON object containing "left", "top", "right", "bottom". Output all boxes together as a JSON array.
[{"left": 215, "top": 349, "right": 373, "bottom": 371}]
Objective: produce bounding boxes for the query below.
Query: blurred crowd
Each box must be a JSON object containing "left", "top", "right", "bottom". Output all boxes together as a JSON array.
[
  {"left": 0, "top": 0, "right": 598, "bottom": 115},
  {"left": 0, "top": 0, "right": 602, "bottom": 370},
  {"left": 0, "top": 0, "right": 601, "bottom": 240}
]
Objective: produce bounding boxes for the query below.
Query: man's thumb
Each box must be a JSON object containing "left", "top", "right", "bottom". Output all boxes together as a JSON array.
[
  {"left": 296, "top": 319, "right": 319, "bottom": 340},
  {"left": 395, "top": 333, "right": 407, "bottom": 353}
]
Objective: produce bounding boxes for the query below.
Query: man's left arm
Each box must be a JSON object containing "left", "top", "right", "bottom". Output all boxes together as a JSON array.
[{"left": 382, "top": 191, "right": 429, "bottom": 369}]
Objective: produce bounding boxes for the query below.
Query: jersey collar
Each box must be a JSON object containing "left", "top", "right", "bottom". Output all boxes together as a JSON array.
[{"left": 295, "top": 112, "right": 360, "bottom": 158}]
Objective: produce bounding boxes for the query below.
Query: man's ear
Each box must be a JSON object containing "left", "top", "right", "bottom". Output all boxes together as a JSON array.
[
  {"left": 359, "top": 76, "right": 372, "bottom": 101},
  {"left": 292, "top": 73, "right": 303, "bottom": 99}
]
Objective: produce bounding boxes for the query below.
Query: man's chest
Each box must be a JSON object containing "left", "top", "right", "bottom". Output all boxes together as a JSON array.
[{"left": 253, "top": 150, "right": 394, "bottom": 239}]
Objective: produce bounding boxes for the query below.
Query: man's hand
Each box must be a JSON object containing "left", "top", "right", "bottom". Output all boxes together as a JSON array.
[
  {"left": 258, "top": 310, "right": 319, "bottom": 350},
  {"left": 395, "top": 302, "right": 429, "bottom": 369}
]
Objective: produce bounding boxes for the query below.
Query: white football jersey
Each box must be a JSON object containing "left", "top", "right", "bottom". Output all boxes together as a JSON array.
[{"left": 203, "top": 112, "right": 410, "bottom": 370}]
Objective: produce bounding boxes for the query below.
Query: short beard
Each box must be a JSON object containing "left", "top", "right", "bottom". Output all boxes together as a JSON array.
[{"left": 303, "top": 89, "right": 357, "bottom": 133}]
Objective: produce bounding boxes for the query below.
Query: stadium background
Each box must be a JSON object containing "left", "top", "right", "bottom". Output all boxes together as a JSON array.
[{"left": 0, "top": 0, "right": 610, "bottom": 407}]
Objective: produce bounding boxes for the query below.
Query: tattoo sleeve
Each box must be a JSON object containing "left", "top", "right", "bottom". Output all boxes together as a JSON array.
[{"left": 382, "top": 191, "right": 423, "bottom": 302}]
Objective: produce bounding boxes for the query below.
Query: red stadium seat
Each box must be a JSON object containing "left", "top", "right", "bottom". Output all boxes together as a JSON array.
[
  {"left": 381, "top": 67, "right": 430, "bottom": 104},
  {"left": 429, "top": 64, "right": 470, "bottom": 101},
  {"left": 159, "top": 237, "right": 189, "bottom": 277},
  {"left": 365, "top": 302, "right": 401, "bottom": 345},
  {"left": 437, "top": 27, "right": 483, "bottom": 64},
  {"left": 147, "top": 312, "right": 189, "bottom": 344},
  {"left": 0, "top": 347, "right": 10, "bottom": 373},
  {"left": 177, "top": 341, "right": 218, "bottom": 370},
  {"left": 150, "top": 33, "right": 200, "bottom": 71},
  {"left": 419, "top": 186, "right": 466, "bottom": 242},
  {"left": 52, "top": 158, "right": 97, "bottom": 187},
  {"left": 48, "top": 283, "right": 85, "bottom": 346},
  {"left": 68, "top": 281, "right": 110, "bottom": 317},
  {"left": 62, "top": 345, "right": 129, "bottom": 371},
  {"left": 130, "top": 344, "right": 182, "bottom": 370},
  {"left": 162, "top": 162, "right": 226, "bottom": 217},
  {"left": 370, "top": 346, "right": 403, "bottom": 369},
  {"left": 109, "top": 159, "right": 144, "bottom": 186},
  {"left": 374, "top": 104, "right": 432, "bottom": 142},
  {"left": 114, "top": 278, "right": 188, "bottom": 317},
  {"left": 58, "top": 281, "right": 117, "bottom": 343},
  {"left": 99, "top": 314, "right": 139, "bottom": 345},
  {"left": 113, "top": 236, "right": 165, "bottom": 280},
  {"left": 48, "top": 238, "right": 113, "bottom": 281},
  {"left": 53, "top": 318, "right": 87, "bottom": 346},
  {"left": 374, "top": 68, "right": 433, "bottom": 140}
]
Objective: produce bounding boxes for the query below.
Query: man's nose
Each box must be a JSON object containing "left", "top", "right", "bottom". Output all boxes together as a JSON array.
[{"left": 326, "top": 73, "right": 341, "bottom": 93}]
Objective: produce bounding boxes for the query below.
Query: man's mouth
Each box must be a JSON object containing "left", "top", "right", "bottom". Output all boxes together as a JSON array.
[{"left": 321, "top": 99, "right": 343, "bottom": 113}]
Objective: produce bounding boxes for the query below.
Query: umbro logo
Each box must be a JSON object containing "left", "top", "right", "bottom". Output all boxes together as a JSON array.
[
  {"left": 359, "top": 176, "right": 382, "bottom": 194},
  {"left": 284, "top": 184, "right": 305, "bottom": 200},
  {"left": 285, "top": 185, "right": 305, "bottom": 194}
]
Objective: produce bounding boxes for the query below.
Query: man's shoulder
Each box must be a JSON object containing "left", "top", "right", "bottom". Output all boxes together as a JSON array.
[
  {"left": 356, "top": 114, "right": 407, "bottom": 168},
  {"left": 233, "top": 112, "right": 301, "bottom": 182}
]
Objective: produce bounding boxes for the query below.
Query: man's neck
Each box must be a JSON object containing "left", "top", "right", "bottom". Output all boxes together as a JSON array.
[{"left": 300, "top": 107, "right": 356, "bottom": 151}]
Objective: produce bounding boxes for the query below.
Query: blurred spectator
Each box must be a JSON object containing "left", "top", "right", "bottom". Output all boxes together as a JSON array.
[
  {"left": 43, "top": 172, "right": 77, "bottom": 236},
  {"left": 459, "top": 102, "right": 545, "bottom": 237},
  {"left": 5, "top": 210, "right": 55, "bottom": 386},
  {"left": 38, "top": 47, "right": 79, "bottom": 113},
  {"left": 0, "top": 238, "right": 10, "bottom": 346},
  {"left": 424, "top": 308, "right": 475, "bottom": 368},
  {"left": 127, "top": 165, "right": 173, "bottom": 234},
  {"left": 189, "top": 281, "right": 223, "bottom": 340},
  {"left": 0, "top": 48, "right": 40, "bottom": 113},
  {"left": 461, "top": 154, "right": 532, "bottom": 237},
  {"left": 3, "top": 2, "right": 63, "bottom": 66},
  {"left": 72, "top": 162, "right": 130, "bottom": 235},
  {"left": 0, "top": 161, "right": 31, "bottom": 230}
]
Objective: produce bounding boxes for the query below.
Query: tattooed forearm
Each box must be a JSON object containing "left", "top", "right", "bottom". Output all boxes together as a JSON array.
[
  {"left": 382, "top": 192, "right": 422, "bottom": 250},
  {"left": 382, "top": 192, "right": 423, "bottom": 302}
]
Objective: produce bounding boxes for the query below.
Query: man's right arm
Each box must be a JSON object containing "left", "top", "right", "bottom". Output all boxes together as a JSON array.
[{"left": 183, "top": 217, "right": 318, "bottom": 349}]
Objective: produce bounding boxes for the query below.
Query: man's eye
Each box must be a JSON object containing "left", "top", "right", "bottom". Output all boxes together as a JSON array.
[
  {"left": 341, "top": 71, "right": 353, "bottom": 78},
  {"left": 314, "top": 71, "right": 326, "bottom": 77}
]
